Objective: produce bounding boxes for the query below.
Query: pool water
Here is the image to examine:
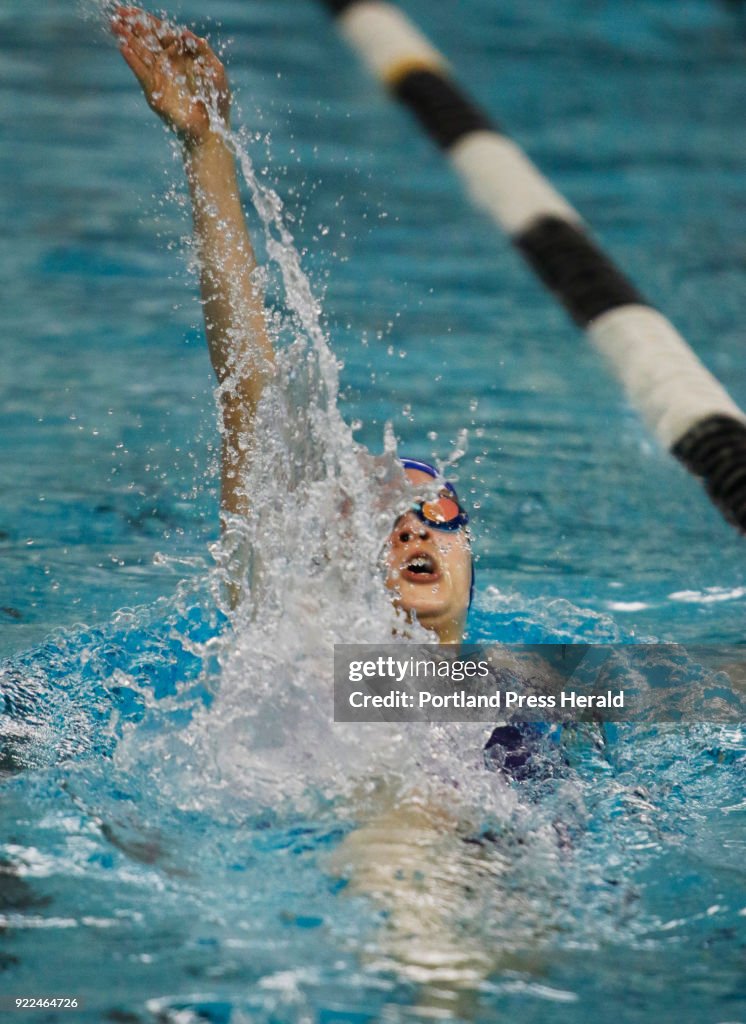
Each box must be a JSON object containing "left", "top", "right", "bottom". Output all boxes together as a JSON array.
[{"left": 1, "top": 1, "right": 745, "bottom": 1021}]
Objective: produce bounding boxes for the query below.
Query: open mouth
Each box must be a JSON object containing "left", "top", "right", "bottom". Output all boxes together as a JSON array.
[{"left": 400, "top": 551, "right": 440, "bottom": 584}]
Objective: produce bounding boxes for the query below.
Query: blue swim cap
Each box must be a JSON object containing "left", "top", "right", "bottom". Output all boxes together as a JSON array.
[{"left": 399, "top": 456, "right": 475, "bottom": 608}]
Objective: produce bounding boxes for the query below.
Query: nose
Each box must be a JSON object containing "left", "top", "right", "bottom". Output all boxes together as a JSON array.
[{"left": 395, "top": 511, "right": 430, "bottom": 544}]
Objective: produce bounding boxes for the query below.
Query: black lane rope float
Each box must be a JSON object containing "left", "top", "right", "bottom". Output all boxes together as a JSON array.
[{"left": 320, "top": 0, "right": 746, "bottom": 532}]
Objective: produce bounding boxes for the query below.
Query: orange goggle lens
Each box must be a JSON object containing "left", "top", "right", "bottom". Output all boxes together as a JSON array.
[
  {"left": 421, "top": 495, "right": 462, "bottom": 524},
  {"left": 412, "top": 493, "right": 468, "bottom": 531}
]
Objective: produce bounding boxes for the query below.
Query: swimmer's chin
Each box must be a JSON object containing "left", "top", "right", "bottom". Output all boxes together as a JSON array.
[
  {"left": 385, "top": 573, "right": 465, "bottom": 641},
  {"left": 390, "top": 600, "right": 466, "bottom": 645},
  {"left": 389, "top": 604, "right": 439, "bottom": 642},
  {"left": 390, "top": 575, "right": 451, "bottom": 613},
  {"left": 390, "top": 590, "right": 455, "bottom": 628}
]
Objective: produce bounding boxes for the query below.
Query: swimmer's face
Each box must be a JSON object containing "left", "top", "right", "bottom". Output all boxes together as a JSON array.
[{"left": 385, "top": 468, "right": 472, "bottom": 643}]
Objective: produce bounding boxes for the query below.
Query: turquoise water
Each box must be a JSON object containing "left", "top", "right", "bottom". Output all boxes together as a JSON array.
[{"left": 1, "top": 1, "right": 745, "bottom": 1021}]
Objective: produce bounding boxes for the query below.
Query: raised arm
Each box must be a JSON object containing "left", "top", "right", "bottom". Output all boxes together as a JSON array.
[{"left": 112, "top": 6, "right": 275, "bottom": 521}]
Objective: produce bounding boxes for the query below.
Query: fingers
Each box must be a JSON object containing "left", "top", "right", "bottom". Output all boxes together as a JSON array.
[
  {"left": 157, "top": 28, "right": 201, "bottom": 51},
  {"left": 121, "top": 32, "right": 156, "bottom": 72},
  {"left": 111, "top": 6, "right": 165, "bottom": 64},
  {"left": 118, "top": 41, "right": 153, "bottom": 88},
  {"left": 183, "top": 29, "right": 205, "bottom": 48},
  {"left": 112, "top": 7, "right": 209, "bottom": 62},
  {"left": 160, "top": 31, "right": 205, "bottom": 61},
  {"left": 112, "top": 5, "right": 164, "bottom": 37},
  {"left": 111, "top": 8, "right": 155, "bottom": 58}
]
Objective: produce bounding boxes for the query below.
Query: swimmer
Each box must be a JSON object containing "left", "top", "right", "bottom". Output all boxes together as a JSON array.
[
  {"left": 110, "top": 6, "right": 472, "bottom": 644},
  {"left": 111, "top": 8, "right": 557, "bottom": 1000}
]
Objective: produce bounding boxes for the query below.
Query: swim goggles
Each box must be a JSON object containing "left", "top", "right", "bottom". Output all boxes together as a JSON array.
[{"left": 400, "top": 458, "right": 469, "bottom": 532}]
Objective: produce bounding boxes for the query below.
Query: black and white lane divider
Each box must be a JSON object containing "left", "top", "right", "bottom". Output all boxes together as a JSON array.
[{"left": 320, "top": 0, "right": 746, "bottom": 532}]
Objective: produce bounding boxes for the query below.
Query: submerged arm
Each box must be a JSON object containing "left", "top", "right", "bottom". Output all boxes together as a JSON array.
[{"left": 112, "top": 5, "right": 275, "bottom": 521}]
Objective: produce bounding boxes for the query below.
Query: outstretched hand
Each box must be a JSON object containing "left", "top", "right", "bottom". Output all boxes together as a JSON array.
[{"left": 111, "top": 5, "right": 230, "bottom": 145}]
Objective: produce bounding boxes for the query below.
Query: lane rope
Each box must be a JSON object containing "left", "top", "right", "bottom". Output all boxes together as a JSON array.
[{"left": 321, "top": 0, "right": 746, "bottom": 531}]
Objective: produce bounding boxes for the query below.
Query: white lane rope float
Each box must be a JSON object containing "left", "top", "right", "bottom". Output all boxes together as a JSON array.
[{"left": 320, "top": 0, "right": 746, "bottom": 532}]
